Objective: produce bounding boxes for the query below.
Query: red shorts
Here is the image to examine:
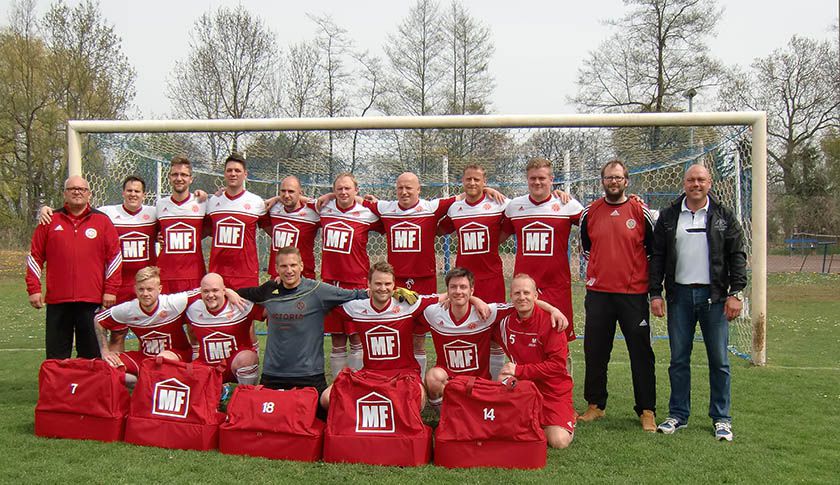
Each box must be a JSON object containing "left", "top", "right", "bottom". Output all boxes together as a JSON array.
[
  {"left": 116, "top": 284, "right": 137, "bottom": 305},
  {"left": 161, "top": 279, "right": 201, "bottom": 294},
  {"left": 434, "top": 365, "right": 489, "bottom": 381},
  {"left": 472, "top": 274, "right": 506, "bottom": 303},
  {"left": 396, "top": 275, "right": 437, "bottom": 295},
  {"left": 118, "top": 348, "right": 192, "bottom": 376},
  {"left": 222, "top": 275, "right": 260, "bottom": 291},
  {"left": 537, "top": 286, "right": 575, "bottom": 341},
  {"left": 197, "top": 348, "right": 257, "bottom": 383},
  {"left": 541, "top": 390, "right": 577, "bottom": 434},
  {"left": 324, "top": 280, "right": 366, "bottom": 334}
]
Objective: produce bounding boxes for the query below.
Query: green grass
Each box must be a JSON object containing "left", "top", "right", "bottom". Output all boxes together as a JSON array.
[{"left": 1, "top": 272, "right": 838, "bottom": 483}]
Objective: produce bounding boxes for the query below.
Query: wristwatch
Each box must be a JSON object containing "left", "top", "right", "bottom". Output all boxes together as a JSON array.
[{"left": 728, "top": 291, "right": 743, "bottom": 301}]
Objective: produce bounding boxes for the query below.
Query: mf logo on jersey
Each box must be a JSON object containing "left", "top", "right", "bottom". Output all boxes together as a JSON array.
[
  {"left": 140, "top": 331, "right": 172, "bottom": 356},
  {"left": 458, "top": 222, "right": 490, "bottom": 255},
  {"left": 323, "top": 221, "right": 354, "bottom": 254},
  {"left": 152, "top": 378, "right": 190, "bottom": 419},
  {"left": 443, "top": 339, "right": 479, "bottom": 372},
  {"left": 165, "top": 222, "right": 197, "bottom": 254},
  {"left": 521, "top": 221, "right": 554, "bottom": 256},
  {"left": 390, "top": 221, "right": 421, "bottom": 252},
  {"left": 215, "top": 216, "right": 246, "bottom": 249},
  {"left": 365, "top": 325, "right": 400, "bottom": 360},
  {"left": 202, "top": 331, "right": 237, "bottom": 363},
  {"left": 120, "top": 231, "right": 151, "bottom": 262},
  {"left": 272, "top": 222, "right": 300, "bottom": 250},
  {"left": 355, "top": 392, "right": 395, "bottom": 433}
]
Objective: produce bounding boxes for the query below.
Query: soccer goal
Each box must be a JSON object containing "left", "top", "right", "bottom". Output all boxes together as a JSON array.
[{"left": 67, "top": 112, "right": 768, "bottom": 365}]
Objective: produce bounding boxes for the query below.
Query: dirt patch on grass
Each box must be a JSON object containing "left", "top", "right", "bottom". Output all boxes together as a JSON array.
[{"left": 0, "top": 250, "right": 25, "bottom": 278}]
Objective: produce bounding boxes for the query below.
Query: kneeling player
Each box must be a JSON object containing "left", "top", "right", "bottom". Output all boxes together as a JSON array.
[
  {"left": 421, "top": 268, "right": 567, "bottom": 413},
  {"left": 186, "top": 273, "right": 263, "bottom": 385},
  {"left": 319, "top": 261, "right": 439, "bottom": 411},
  {"left": 94, "top": 267, "right": 197, "bottom": 387},
  {"left": 497, "top": 274, "right": 575, "bottom": 449}
]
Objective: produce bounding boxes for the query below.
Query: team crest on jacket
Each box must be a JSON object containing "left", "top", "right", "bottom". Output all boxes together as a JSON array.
[
  {"left": 713, "top": 219, "right": 728, "bottom": 232},
  {"left": 626, "top": 219, "right": 637, "bottom": 229},
  {"left": 84, "top": 228, "right": 98, "bottom": 239},
  {"left": 296, "top": 300, "right": 306, "bottom": 310}
]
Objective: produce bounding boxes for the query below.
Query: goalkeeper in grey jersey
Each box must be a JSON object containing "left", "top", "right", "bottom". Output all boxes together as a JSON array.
[{"left": 235, "top": 246, "right": 368, "bottom": 403}]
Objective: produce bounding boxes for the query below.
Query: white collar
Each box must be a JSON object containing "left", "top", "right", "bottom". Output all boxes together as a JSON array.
[{"left": 681, "top": 196, "right": 709, "bottom": 213}]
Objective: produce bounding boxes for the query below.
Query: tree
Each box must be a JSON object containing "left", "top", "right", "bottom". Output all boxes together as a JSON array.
[
  {"left": 166, "top": 5, "right": 281, "bottom": 161},
  {"left": 572, "top": 0, "right": 722, "bottom": 114},
  {"left": 350, "top": 51, "right": 388, "bottom": 172},
  {"left": 719, "top": 35, "right": 840, "bottom": 196},
  {"left": 280, "top": 40, "right": 322, "bottom": 166},
  {"left": 442, "top": 0, "right": 493, "bottom": 116}
]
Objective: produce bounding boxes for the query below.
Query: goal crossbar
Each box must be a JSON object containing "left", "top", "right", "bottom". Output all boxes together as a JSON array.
[{"left": 66, "top": 112, "right": 768, "bottom": 365}]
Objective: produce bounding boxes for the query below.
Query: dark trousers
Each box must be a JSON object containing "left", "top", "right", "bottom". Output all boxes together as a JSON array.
[
  {"left": 260, "top": 373, "right": 328, "bottom": 420},
  {"left": 45, "top": 302, "right": 101, "bottom": 359},
  {"left": 583, "top": 291, "right": 656, "bottom": 415}
]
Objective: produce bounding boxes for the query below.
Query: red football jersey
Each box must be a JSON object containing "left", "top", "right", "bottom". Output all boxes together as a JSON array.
[
  {"left": 495, "top": 305, "right": 572, "bottom": 398},
  {"left": 366, "top": 197, "right": 456, "bottom": 279},
  {"left": 156, "top": 194, "right": 207, "bottom": 284},
  {"left": 99, "top": 204, "right": 158, "bottom": 295},
  {"left": 336, "top": 295, "right": 437, "bottom": 375},
  {"left": 439, "top": 194, "right": 509, "bottom": 280},
  {"left": 186, "top": 299, "right": 263, "bottom": 365},
  {"left": 580, "top": 197, "right": 654, "bottom": 294},
  {"left": 502, "top": 194, "right": 584, "bottom": 290},
  {"left": 418, "top": 302, "right": 511, "bottom": 379},
  {"left": 207, "top": 190, "right": 268, "bottom": 286},
  {"left": 319, "top": 200, "right": 381, "bottom": 286},
  {"left": 266, "top": 202, "right": 320, "bottom": 280},
  {"left": 95, "top": 290, "right": 200, "bottom": 357}
]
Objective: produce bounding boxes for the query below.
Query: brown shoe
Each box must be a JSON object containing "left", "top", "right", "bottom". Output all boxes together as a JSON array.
[
  {"left": 640, "top": 410, "right": 656, "bottom": 432},
  {"left": 578, "top": 404, "right": 605, "bottom": 422}
]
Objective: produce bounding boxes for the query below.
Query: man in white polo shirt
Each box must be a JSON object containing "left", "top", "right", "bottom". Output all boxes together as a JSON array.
[{"left": 648, "top": 164, "right": 747, "bottom": 442}]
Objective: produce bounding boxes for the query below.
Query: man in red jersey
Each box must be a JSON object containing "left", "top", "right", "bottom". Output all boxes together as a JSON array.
[
  {"left": 319, "top": 172, "right": 382, "bottom": 377},
  {"left": 26, "top": 175, "right": 122, "bottom": 359},
  {"left": 186, "top": 273, "right": 262, "bottom": 385},
  {"left": 502, "top": 157, "right": 584, "bottom": 342},
  {"left": 577, "top": 160, "right": 657, "bottom": 431},
  {"left": 206, "top": 153, "right": 269, "bottom": 290},
  {"left": 265, "top": 176, "right": 320, "bottom": 280},
  {"left": 94, "top": 266, "right": 198, "bottom": 386},
  {"left": 156, "top": 156, "right": 208, "bottom": 293},
  {"left": 497, "top": 274, "right": 575, "bottom": 449}
]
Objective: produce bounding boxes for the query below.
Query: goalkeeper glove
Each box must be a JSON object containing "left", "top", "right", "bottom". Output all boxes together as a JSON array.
[{"left": 393, "top": 287, "right": 419, "bottom": 305}]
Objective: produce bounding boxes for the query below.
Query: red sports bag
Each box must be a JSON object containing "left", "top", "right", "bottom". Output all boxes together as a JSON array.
[
  {"left": 219, "top": 385, "right": 325, "bottom": 461},
  {"left": 124, "top": 357, "right": 225, "bottom": 451},
  {"left": 324, "top": 369, "right": 431, "bottom": 466},
  {"left": 434, "top": 376, "right": 547, "bottom": 469},
  {"left": 35, "top": 358, "right": 130, "bottom": 442}
]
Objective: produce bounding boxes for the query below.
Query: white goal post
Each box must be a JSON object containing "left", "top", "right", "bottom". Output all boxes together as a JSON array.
[{"left": 66, "top": 112, "right": 768, "bottom": 366}]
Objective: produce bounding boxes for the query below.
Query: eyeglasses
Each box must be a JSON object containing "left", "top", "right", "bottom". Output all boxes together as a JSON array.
[
  {"left": 602, "top": 176, "right": 626, "bottom": 182},
  {"left": 65, "top": 187, "right": 89, "bottom": 193}
]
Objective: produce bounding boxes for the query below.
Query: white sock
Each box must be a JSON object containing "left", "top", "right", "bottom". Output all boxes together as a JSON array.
[
  {"left": 348, "top": 343, "right": 364, "bottom": 371},
  {"left": 235, "top": 364, "right": 260, "bottom": 385},
  {"left": 490, "top": 346, "right": 506, "bottom": 381},
  {"left": 415, "top": 350, "right": 427, "bottom": 376},
  {"left": 428, "top": 396, "right": 442, "bottom": 415},
  {"left": 330, "top": 350, "right": 347, "bottom": 379}
]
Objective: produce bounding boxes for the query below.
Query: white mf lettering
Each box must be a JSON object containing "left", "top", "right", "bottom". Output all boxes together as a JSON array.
[{"left": 355, "top": 392, "right": 395, "bottom": 433}]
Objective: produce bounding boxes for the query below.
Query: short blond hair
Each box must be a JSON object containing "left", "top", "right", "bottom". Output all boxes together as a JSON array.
[
  {"left": 525, "top": 157, "right": 552, "bottom": 172},
  {"left": 135, "top": 266, "right": 161, "bottom": 284}
]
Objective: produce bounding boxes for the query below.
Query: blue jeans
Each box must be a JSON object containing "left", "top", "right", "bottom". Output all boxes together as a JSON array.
[{"left": 666, "top": 284, "right": 731, "bottom": 424}]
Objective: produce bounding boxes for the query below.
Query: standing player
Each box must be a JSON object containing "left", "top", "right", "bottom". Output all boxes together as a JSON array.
[
  {"left": 319, "top": 173, "right": 381, "bottom": 377},
  {"left": 186, "top": 273, "right": 262, "bottom": 385},
  {"left": 578, "top": 160, "right": 657, "bottom": 431},
  {"left": 496, "top": 274, "right": 575, "bottom": 449},
  {"left": 502, "top": 157, "right": 584, "bottom": 342},
  {"left": 156, "top": 156, "right": 208, "bottom": 293},
  {"left": 38, "top": 176, "right": 157, "bottom": 305},
  {"left": 94, "top": 266, "right": 198, "bottom": 386},
  {"left": 265, "top": 176, "right": 320, "bottom": 280},
  {"left": 206, "top": 153, "right": 268, "bottom": 290}
]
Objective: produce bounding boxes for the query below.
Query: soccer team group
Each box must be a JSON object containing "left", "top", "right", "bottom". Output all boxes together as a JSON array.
[{"left": 26, "top": 152, "right": 747, "bottom": 450}]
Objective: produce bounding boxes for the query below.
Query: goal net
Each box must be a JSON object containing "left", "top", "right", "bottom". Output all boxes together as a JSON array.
[{"left": 69, "top": 114, "right": 766, "bottom": 364}]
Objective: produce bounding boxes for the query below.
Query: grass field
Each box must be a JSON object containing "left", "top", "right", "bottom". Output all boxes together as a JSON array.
[{"left": 1, "top": 263, "right": 838, "bottom": 483}]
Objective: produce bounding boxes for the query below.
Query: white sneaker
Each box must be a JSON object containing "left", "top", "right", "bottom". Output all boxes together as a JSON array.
[{"left": 714, "top": 421, "right": 733, "bottom": 441}]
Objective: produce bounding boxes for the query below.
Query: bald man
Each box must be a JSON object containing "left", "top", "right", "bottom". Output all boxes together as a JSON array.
[
  {"left": 649, "top": 164, "right": 747, "bottom": 442},
  {"left": 26, "top": 175, "right": 122, "bottom": 359},
  {"left": 265, "top": 176, "right": 320, "bottom": 280}
]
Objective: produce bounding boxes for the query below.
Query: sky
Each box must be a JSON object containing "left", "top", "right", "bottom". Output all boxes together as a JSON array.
[{"left": 0, "top": 0, "right": 837, "bottom": 118}]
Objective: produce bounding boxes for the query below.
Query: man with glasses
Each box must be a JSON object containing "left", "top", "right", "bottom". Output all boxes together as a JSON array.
[
  {"left": 577, "top": 160, "right": 657, "bottom": 432},
  {"left": 26, "top": 175, "right": 122, "bottom": 359}
]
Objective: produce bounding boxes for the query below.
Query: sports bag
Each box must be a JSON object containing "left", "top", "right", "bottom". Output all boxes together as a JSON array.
[{"left": 35, "top": 358, "right": 130, "bottom": 442}]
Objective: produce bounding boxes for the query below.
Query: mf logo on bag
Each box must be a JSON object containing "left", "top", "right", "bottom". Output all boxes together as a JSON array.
[
  {"left": 355, "top": 392, "right": 395, "bottom": 433},
  {"left": 152, "top": 378, "right": 190, "bottom": 419}
]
